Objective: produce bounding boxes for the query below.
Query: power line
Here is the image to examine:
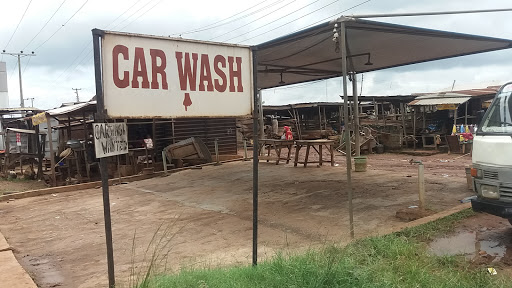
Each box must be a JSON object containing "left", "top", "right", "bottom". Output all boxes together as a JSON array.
[
  {"left": 111, "top": 0, "right": 157, "bottom": 30},
  {"left": 2, "top": 0, "right": 33, "bottom": 61},
  {"left": 174, "top": 0, "right": 271, "bottom": 36},
  {"left": 209, "top": 0, "right": 299, "bottom": 41},
  {"left": 9, "top": 61, "right": 19, "bottom": 80},
  {"left": 23, "top": 0, "right": 68, "bottom": 50},
  {"left": 176, "top": 0, "right": 284, "bottom": 36},
  {"left": 22, "top": 55, "right": 32, "bottom": 75},
  {"left": 223, "top": 0, "right": 329, "bottom": 42},
  {"left": 33, "top": 0, "right": 89, "bottom": 51},
  {"left": 51, "top": 0, "right": 155, "bottom": 88},
  {"left": 105, "top": 0, "right": 140, "bottom": 30},
  {"left": 237, "top": 0, "right": 371, "bottom": 44},
  {"left": 119, "top": 0, "right": 167, "bottom": 31}
]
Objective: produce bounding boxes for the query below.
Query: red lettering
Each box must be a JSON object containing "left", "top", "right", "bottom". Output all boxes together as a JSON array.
[
  {"left": 132, "top": 47, "right": 150, "bottom": 89},
  {"left": 150, "top": 49, "right": 168, "bottom": 90},
  {"left": 199, "top": 54, "right": 214, "bottom": 92},
  {"left": 214, "top": 55, "right": 227, "bottom": 92},
  {"left": 228, "top": 56, "right": 243, "bottom": 92},
  {"left": 112, "top": 45, "right": 129, "bottom": 88},
  {"left": 175, "top": 52, "right": 198, "bottom": 91}
]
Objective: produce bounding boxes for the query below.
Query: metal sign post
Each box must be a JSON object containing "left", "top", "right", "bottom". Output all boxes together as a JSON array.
[
  {"left": 93, "top": 29, "right": 116, "bottom": 288},
  {"left": 340, "top": 21, "right": 355, "bottom": 239},
  {"left": 91, "top": 27, "right": 255, "bottom": 282}
]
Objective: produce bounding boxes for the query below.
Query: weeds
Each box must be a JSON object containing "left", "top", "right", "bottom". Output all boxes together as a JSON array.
[{"left": 131, "top": 209, "right": 507, "bottom": 288}]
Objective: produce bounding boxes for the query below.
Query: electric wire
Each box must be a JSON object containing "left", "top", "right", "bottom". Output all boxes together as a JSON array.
[
  {"left": 175, "top": 0, "right": 271, "bottom": 35},
  {"left": 8, "top": 61, "right": 18, "bottom": 80},
  {"left": 23, "top": 0, "right": 67, "bottom": 51},
  {"left": 224, "top": 0, "right": 334, "bottom": 42},
  {"left": 209, "top": 0, "right": 300, "bottom": 41},
  {"left": 111, "top": 0, "right": 158, "bottom": 30},
  {"left": 176, "top": 0, "right": 284, "bottom": 36},
  {"left": 235, "top": 0, "right": 344, "bottom": 44},
  {"left": 22, "top": 55, "right": 32, "bottom": 75},
  {"left": 33, "top": 0, "right": 89, "bottom": 51},
  {"left": 2, "top": 0, "right": 33, "bottom": 61},
  {"left": 119, "top": 0, "right": 167, "bottom": 31},
  {"left": 105, "top": 0, "right": 140, "bottom": 30}
]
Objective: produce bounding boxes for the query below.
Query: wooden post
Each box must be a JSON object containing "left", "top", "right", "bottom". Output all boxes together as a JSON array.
[
  {"left": 413, "top": 108, "right": 417, "bottom": 150},
  {"left": 374, "top": 98, "right": 378, "bottom": 123},
  {"left": 422, "top": 107, "right": 426, "bottom": 130},
  {"left": 418, "top": 163, "right": 425, "bottom": 209},
  {"left": 46, "top": 115, "right": 56, "bottom": 186},
  {"left": 401, "top": 103, "right": 406, "bottom": 148},
  {"left": 35, "top": 125, "right": 43, "bottom": 179},
  {"left": 323, "top": 107, "right": 327, "bottom": 132},
  {"left": 465, "top": 101, "right": 468, "bottom": 126},
  {"left": 318, "top": 106, "right": 322, "bottom": 137},
  {"left": 454, "top": 105, "right": 458, "bottom": 129}
]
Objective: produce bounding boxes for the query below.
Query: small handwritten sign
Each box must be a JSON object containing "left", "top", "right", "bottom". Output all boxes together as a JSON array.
[{"left": 93, "top": 123, "right": 128, "bottom": 158}]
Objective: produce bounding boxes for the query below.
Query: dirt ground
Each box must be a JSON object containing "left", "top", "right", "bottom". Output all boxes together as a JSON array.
[{"left": 0, "top": 152, "right": 475, "bottom": 287}]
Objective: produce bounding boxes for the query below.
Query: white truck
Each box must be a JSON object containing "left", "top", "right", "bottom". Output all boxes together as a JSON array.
[{"left": 471, "top": 82, "right": 512, "bottom": 223}]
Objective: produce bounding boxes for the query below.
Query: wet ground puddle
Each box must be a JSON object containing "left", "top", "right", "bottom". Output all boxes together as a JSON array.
[{"left": 429, "top": 231, "right": 507, "bottom": 261}]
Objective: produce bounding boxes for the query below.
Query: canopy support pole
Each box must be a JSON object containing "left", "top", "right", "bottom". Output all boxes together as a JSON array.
[
  {"left": 251, "top": 48, "right": 260, "bottom": 266},
  {"left": 341, "top": 21, "right": 354, "bottom": 239},
  {"left": 352, "top": 73, "right": 360, "bottom": 157}
]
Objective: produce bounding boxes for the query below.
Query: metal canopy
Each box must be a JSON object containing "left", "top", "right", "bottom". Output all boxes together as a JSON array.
[
  {"left": 255, "top": 17, "right": 512, "bottom": 89},
  {"left": 410, "top": 96, "right": 471, "bottom": 106}
]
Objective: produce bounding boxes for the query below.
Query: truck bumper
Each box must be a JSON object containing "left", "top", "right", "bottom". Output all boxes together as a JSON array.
[{"left": 471, "top": 197, "right": 512, "bottom": 219}]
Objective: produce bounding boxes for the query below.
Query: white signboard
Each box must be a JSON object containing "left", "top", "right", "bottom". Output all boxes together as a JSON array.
[
  {"left": 101, "top": 31, "right": 253, "bottom": 118},
  {"left": 93, "top": 123, "right": 128, "bottom": 158}
]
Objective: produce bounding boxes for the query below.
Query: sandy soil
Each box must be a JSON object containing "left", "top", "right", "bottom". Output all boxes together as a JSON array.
[{"left": 0, "top": 152, "right": 474, "bottom": 287}]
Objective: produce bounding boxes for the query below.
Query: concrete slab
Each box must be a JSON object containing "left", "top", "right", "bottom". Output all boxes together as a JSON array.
[{"left": 0, "top": 250, "right": 37, "bottom": 288}]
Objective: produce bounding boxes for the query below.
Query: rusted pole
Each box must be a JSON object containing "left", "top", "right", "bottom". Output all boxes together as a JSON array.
[{"left": 341, "top": 21, "right": 354, "bottom": 239}]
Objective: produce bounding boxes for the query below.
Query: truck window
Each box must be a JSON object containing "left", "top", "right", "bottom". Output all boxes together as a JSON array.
[{"left": 480, "top": 84, "right": 512, "bottom": 134}]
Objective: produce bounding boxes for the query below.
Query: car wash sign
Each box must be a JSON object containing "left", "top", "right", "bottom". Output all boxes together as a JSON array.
[
  {"left": 93, "top": 123, "right": 128, "bottom": 158},
  {"left": 101, "top": 31, "right": 253, "bottom": 118}
]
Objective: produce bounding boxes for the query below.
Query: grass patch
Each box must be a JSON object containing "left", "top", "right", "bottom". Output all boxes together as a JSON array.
[
  {"left": 394, "top": 208, "right": 476, "bottom": 241},
  {"left": 133, "top": 209, "right": 507, "bottom": 288}
]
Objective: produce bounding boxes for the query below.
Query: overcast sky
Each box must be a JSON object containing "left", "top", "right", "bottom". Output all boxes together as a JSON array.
[{"left": 1, "top": 0, "right": 511, "bottom": 109}]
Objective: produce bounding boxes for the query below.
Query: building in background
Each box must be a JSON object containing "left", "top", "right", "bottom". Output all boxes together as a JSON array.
[
  {"left": 0, "top": 62, "right": 8, "bottom": 108},
  {"left": 0, "top": 61, "right": 8, "bottom": 150}
]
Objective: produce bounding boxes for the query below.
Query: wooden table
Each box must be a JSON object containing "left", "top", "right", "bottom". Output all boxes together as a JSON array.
[
  {"left": 294, "top": 139, "right": 335, "bottom": 167},
  {"left": 258, "top": 139, "right": 294, "bottom": 165}
]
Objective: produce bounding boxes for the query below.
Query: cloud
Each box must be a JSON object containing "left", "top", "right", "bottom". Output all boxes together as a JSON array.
[{"left": 1, "top": 0, "right": 511, "bottom": 109}]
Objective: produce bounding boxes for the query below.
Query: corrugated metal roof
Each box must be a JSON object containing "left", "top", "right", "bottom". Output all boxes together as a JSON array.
[
  {"left": 409, "top": 97, "right": 470, "bottom": 106},
  {"left": 6, "top": 128, "right": 45, "bottom": 135},
  {"left": 46, "top": 101, "right": 96, "bottom": 116}
]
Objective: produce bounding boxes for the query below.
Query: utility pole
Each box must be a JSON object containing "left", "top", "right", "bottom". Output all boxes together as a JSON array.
[
  {"left": 1, "top": 51, "right": 36, "bottom": 108},
  {"left": 72, "top": 88, "right": 82, "bottom": 102},
  {"left": 24, "top": 97, "right": 34, "bottom": 107}
]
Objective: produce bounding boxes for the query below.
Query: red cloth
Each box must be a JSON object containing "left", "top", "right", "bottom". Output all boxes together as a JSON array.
[
  {"left": 461, "top": 133, "right": 473, "bottom": 141},
  {"left": 283, "top": 126, "right": 293, "bottom": 140}
]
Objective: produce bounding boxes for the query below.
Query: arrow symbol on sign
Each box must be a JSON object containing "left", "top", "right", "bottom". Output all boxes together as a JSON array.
[{"left": 183, "top": 93, "right": 192, "bottom": 111}]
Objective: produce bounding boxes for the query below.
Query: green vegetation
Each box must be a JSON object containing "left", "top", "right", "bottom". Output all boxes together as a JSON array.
[{"left": 134, "top": 209, "right": 508, "bottom": 288}]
